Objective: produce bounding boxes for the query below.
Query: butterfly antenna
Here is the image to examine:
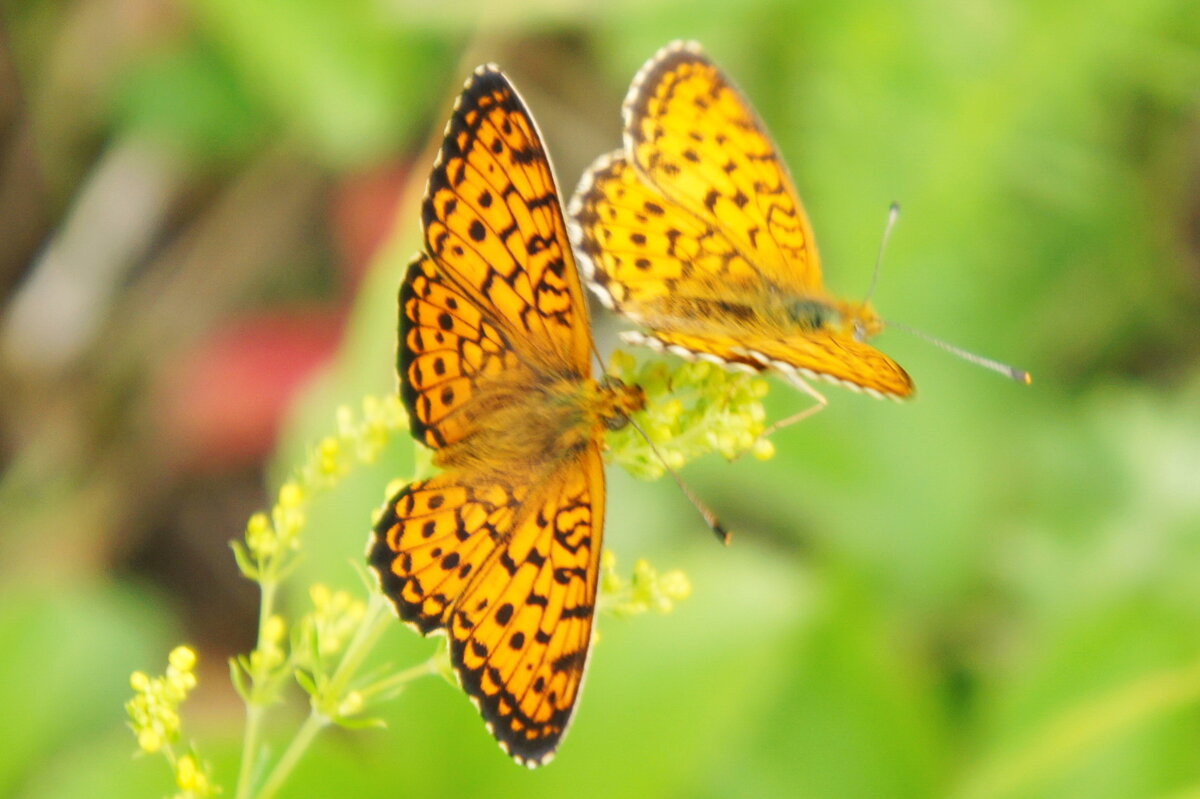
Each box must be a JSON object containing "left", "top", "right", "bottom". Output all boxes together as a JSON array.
[
  {"left": 625, "top": 415, "right": 731, "bottom": 545},
  {"left": 885, "top": 319, "right": 1033, "bottom": 385},
  {"left": 864, "top": 202, "right": 901, "bottom": 304}
]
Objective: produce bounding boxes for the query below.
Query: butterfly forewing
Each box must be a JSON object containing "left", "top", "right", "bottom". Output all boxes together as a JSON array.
[
  {"left": 422, "top": 66, "right": 592, "bottom": 372},
  {"left": 623, "top": 41, "right": 821, "bottom": 290},
  {"left": 399, "top": 253, "right": 524, "bottom": 449}
]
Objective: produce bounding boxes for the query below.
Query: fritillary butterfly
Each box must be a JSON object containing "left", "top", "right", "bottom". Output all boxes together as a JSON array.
[
  {"left": 368, "top": 65, "right": 644, "bottom": 767},
  {"left": 569, "top": 40, "right": 916, "bottom": 422}
]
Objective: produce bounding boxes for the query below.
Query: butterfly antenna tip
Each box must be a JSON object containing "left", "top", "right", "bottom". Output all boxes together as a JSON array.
[
  {"left": 627, "top": 416, "right": 731, "bottom": 545},
  {"left": 886, "top": 319, "right": 1032, "bottom": 385},
  {"left": 865, "top": 202, "right": 901, "bottom": 304}
]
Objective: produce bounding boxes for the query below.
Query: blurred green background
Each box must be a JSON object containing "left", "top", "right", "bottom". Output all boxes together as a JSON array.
[{"left": 2, "top": 0, "right": 1199, "bottom": 797}]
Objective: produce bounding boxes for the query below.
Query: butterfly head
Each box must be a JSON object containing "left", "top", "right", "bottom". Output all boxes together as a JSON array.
[
  {"left": 784, "top": 297, "right": 886, "bottom": 342},
  {"left": 842, "top": 300, "right": 886, "bottom": 343},
  {"left": 596, "top": 376, "right": 647, "bottom": 431}
]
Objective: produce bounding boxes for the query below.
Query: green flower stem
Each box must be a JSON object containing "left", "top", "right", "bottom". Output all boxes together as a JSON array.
[
  {"left": 361, "top": 651, "right": 444, "bottom": 702},
  {"left": 235, "top": 705, "right": 265, "bottom": 799},
  {"left": 235, "top": 577, "right": 279, "bottom": 799},
  {"left": 250, "top": 594, "right": 439, "bottom": 799},
  {"left": 253, "top": 711, "right": 327, "bottom": 799},
  {"left": 321, "top": 592, "right": 392, "bottom": 705}
]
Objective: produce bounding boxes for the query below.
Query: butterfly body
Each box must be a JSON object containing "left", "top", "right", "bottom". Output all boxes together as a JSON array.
[
  {"left": 569, "top": 41, "right": 916, "bottom": 406},
  {"left": 370, "top": 66, "right": 642, "bottom": 767}
]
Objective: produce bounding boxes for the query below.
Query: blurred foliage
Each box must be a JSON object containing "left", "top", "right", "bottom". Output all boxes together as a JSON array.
[{"left": 1, "top": 0, "right": 1199, "bottom": 798}]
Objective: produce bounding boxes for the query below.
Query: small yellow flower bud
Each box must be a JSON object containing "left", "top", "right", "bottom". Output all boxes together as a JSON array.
[
  {"left": 167, "top": 671, "right": 197, "bottom": 695},
  {"left": 176, "top": 754, "right": 196, "bottom": 785},
  {"left": 336, "top": 404, "right": 355, "bottom": 434},
  {"left": 264, "top": 615, "right": 287, "bottom": 643},
  {"left": 278, "top": 482, "right": 304, "bottom": 508},
  {"left": 752, "top": 438, "right": 776, "bottom": 461},
  {"left": 658, "top": 570, "right": 692, "bottom": 601},
  {"left": 317, "top": 437, "right": 342, "bottom": 476},
  {"left": 130, "top": 671, "right": 150, "bottom": 692},
  {"left": 137, "top": 727, "right": 163, "bottom": 753},
  {"left": 168, "top": 646, "right": 196, "bottom": 673},
  {"left": 339, "top": 691, "right": 365, "bottom": 717},
  {"left": 610, "top": 349, "right": 635, "bottom": 373},
  {"left": 245, "top": 513, "right": 276, "bottom": 557}
]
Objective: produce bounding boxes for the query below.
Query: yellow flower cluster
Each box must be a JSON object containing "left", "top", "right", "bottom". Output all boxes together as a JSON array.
[
  {"left": 233, "top": 394, "right": 406, "bottom": 580},
  {"left": 127, "top": 646, "right": 198, "bottom": 754},
  {"left": 599, "top": 550, "right": 692, "bottom": 618},
  {"left": 126, "top": 646, "right": 215, "bottom": 797},
  {"left": 606, "top": 351, "right": 774, "bottom": 479},
  {"left": 246, "top": 614, "right": 287, "bottom": 675},
  {"left": 306, "top": 584, "right": 367, "bottom": 660},
  {"left": 311, "top": 394, "right": 407, "bottom": 484},
  {"left": 173, "top": 753, "right": 214, "bottom": 798}
]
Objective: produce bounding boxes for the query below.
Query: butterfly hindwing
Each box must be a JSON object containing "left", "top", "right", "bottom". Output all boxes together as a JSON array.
[
  {"left": 449, "top": 448, "right": 604, "bottom": 766},
  {"left": 569, "top": 150, "right": 763, "bottom": 316},
  {"left": 369, "top": 450, "right": 604, "bottom": 766},
  {"left": 369, "top": 474, "right": 521, "bottom": 634}
]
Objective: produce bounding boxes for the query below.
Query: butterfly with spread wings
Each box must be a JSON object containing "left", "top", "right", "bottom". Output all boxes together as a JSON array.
[
  {"left": 368, "top": 65, "right": 644, "bottom": 767},
  {"left": 569, "top": 41, "right": 917, "bottom": 423}
]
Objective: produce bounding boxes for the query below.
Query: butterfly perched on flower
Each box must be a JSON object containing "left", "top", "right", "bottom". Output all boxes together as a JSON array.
[
  {"left": 368, "top": 65, "right": 644, "bottom": 767},
  {"left": 568, "top": 41, "right": 917, "bottom": 421}
]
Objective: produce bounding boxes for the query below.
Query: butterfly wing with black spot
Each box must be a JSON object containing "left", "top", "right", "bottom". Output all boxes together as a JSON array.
[
  {"left": 446, "top": 448, "right": 604, "bottom": 766},
  {"left": 569, "top": 149, "right": 763, "bottom": 320},
  {"left": 622, "top": 41, "right": 821, "bottom": 291},
  {"left": 368, "top": 447, "right": 605, "bottom": 766},
  {"left": 422, "top": 65, "right": 592, "bottom": 373},
  {"left": 369, "top": 474, "right": 523, "bottom": 633},
  {"left": 373, "top": 65, "right": 612, "bottom": 768},
  {"left": 399, "top": 253, "right": 524, "bottom": 449}
]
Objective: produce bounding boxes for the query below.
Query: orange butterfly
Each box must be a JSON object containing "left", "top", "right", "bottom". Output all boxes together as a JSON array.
[
  {"left": 368, "top": 66, "right": 643, "bottom": 767},
  {"left": 569, "top": 41, "right": 917, "bottom": 424}
]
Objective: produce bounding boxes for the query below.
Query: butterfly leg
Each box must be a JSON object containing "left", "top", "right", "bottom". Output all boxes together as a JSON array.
[{"left": 760, "top": 374, "right": 828, "bottom": 438}]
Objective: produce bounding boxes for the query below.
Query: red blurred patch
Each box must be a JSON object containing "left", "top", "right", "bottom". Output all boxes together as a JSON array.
[
  {"left": 156, "top": 309, "right": 343, "bottom": 471},
  {"left": 156, "top": 162, "right": 410, "bottom": 472},
  {"left": 330, "top": 160, "right": 410, "bottom": 288}
]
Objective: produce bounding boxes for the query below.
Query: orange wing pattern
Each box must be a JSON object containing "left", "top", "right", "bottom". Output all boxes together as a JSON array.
[
  {"left": 569, "top": 41, "right": 915, "bottom": 402},
  {"left": 368, "top": 450, "right": 604, "bottom": 764},
  {"left": 570, "top": 150, "right": 762, "bottom": 315},
  {"left": 371, "top": 65, "right": 642, "bottom": 768},
  {"left": 399, "top": 253, "right": 523, "bottom": 449},
  {"left": 623, "top": 40, "right": 820, "bottom": 290},
  {"left": 422, "top": 66, "right": 591, "bottom": 370}
]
